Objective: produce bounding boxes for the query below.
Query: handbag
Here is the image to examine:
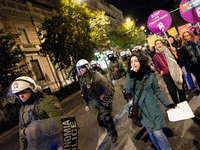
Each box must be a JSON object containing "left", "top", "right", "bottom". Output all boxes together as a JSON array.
[{"left": 128, "top": 77, "right": 147, "bottom": 127}]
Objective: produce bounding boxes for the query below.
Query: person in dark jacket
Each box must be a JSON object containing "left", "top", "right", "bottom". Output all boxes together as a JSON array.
[
  {"left": 9, "top": 76, "right": 64, "bottom": 150},
  {"left": 125, "top": 52, "right": 177, "bottom": 150},
  {"left": 168, "top": 35, "right": 199, "bottom": 94},
  {"left": 76, "top": 59, "right": 118, "bottom": 144},
  {"left": 107, "top": 51, "right": 127, "bottom": 91},
  {"left": 90, "top": 60, "right": 105, "bottom": 75},
  {"left": 181, "top": 30, "right": 200, "bottom": 88},
  {"left": 148, "top": 46, "right": 156, "bottom": 63}
]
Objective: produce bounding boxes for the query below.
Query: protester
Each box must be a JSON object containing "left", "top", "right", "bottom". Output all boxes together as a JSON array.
[
  {"left": 76, "top": 59, "right": 118, "bottom": 144},
  {"left": 107, "top": 51, "right": 126, "bottom": 91},
  {"left": 163, "top": 39, "right": 169, "bottom": 46},
  {"left": 193, "top": 25, "right": 200, "bottom": 37},
  {"left": 9, "top": 76, "right": 64, "bottom": 150},
  {"left": 181, "top": 31, "right": 200, "bottom": 88},
  {"left": 168, "top": 35, "right": 199, "bottom": 94},
  {"left": 125, "top": 52, "right": 177, "bottom": 150},
  {"left": 153, "top": 39, "right": 186, "bottom": 104},
  {"left": 148, "top": 46, "right": 156, "bottom": 63}
]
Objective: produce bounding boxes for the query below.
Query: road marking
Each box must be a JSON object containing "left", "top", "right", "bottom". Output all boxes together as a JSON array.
[
  {"left": 66, "top": 104, "right": 81, "bottom": 115},
  {"left": 96, "top": 109, "right": 127, "bottom": 150}
]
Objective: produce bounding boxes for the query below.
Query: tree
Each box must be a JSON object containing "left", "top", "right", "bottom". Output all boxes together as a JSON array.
[
  {"left": 90, "top": 11, "right": 111, "bottom": 51},
  {"left": 108, "top": 19, "right": 146, "bottom": 50},
  {"left": 38, "top": 0, "right": 95, "bottom": 70},
  {"left": 0, "top": 29, "right": 26, "bottom": 104}
]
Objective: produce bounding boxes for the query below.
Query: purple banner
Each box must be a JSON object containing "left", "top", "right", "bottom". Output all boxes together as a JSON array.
[
  {"left": 147, "top": 10, "right": 172, "bottom": 34},
  {"left": 179, "top": 0, "right": 200, "bottom": 23}
]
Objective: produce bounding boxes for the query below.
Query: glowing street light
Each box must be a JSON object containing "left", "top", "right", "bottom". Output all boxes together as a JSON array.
[
  {"left": 126, "top": 18, "right": 131, "bottom": 22},
  {"left": 141, "top": 26, "right": 145, "bottom": 30}
]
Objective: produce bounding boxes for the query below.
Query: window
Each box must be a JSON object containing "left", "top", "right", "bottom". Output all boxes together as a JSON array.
[
  {"left": 18, "top": 28, "right": 30, "bottom": 44},
  {"left": 30, "top": 59, "right": 45, "bottom": 81}
]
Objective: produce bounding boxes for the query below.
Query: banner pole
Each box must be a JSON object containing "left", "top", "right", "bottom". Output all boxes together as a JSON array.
[
  {"left": 164, "top": 32, "right": 172, "bottom": 48},
  {"left": 164, "top": 31, "right": 178, "bottom": 58}
]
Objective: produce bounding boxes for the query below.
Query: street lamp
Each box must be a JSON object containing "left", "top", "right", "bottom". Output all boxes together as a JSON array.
[
  {"left": 126, "top": 18, "right": 131, "bottom": 22},
  {"left": 141, "top": 26, "right": 145, "bottom": 30}
]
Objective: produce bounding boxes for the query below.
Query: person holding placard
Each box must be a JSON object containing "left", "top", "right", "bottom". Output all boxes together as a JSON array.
[
  {"left": 153, "top": 39, "right": 186, "bottom": 104},
  {"left": 167, "top": 35, "right": 199, "bottom": 95}
]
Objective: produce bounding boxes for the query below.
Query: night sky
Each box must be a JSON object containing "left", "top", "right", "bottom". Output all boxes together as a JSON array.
[{"left": 110, "top": 0, "right": 176, "bottom": 27}]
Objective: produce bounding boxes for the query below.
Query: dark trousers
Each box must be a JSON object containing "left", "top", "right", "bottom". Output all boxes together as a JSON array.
[
  {"left": 190, "top": 62, "right": 200, "bottom": 88},
  {"left": 163, "top": 75, "right": 186, "bottom": 104}
]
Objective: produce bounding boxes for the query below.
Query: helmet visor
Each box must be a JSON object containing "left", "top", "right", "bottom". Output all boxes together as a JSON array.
[{"left": 76, "top": 65, "right": 88, "bottom": 75}]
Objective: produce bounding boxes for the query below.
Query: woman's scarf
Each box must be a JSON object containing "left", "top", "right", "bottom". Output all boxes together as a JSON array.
[
  {"left": 185, "top": 40, "right": 200, "bottom": 65},
  {"left": 163, "top": 46, "right": 183, "bottom": 90}
]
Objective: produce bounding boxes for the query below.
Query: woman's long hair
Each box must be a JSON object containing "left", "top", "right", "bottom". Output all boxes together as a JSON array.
[
  {"left": 167, "top": 35, "right": 178, "bottom": 47},
  {"left": 127, "top": 52, "right": 150, "bottom": 74},
  {"left": 182, "top": 30, "right": 199, "bottom": 46}
]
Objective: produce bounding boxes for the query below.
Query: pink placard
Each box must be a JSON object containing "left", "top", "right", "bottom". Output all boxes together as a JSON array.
[
  {"left": 147, "top": 10, "right": 172, "bottom": 34},
  {"left": 179, "top": 0, "right": 200, "bottom": 23}
]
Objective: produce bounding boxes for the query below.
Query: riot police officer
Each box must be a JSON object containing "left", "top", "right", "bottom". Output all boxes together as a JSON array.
[
  {"left": 107, "top": 51, "right": 126, "bottom": 91},
  {"left": 9, "top": 76, "right": 64, "bottom": 150},
  {"left": 90, "top": 60, "right": 105, "bottom": 75},
  {"left": 76, "top": 59, "right": 118, "bottom": 144}
]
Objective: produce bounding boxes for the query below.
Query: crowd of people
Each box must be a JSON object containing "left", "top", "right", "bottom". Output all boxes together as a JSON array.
[
  {"left": 7, "top": 24, "right": 200, "bottom": 150},
  {"left": 74, "top": 25, "right": 200, "bottom": 149}
]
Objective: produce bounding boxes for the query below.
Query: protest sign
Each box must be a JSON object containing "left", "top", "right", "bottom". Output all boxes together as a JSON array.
[
  {"left": 179, "top": 0, "right": 200, "bottom": 23},
  {"left": 147, "top": 34, "right": 158, "bottom": 47},
  {"left": 167, "top": 101, "right": 195, "bottom": 122},
  {"left": 167, "top": 27, "right": 178, "bottom": 36},
  {"left": 147, "top": 10, "right": 172, "bottom": 34}
]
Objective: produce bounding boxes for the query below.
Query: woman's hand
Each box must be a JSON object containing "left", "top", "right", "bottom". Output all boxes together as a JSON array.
[
  {"left": 167, "top": 104, "right": 177, "bottom": 109},
  {"left": 85, "top": 106, "right": 90, "bottom": 111},
  {"left": 171, "top": 47, "right": 176, "bottom": 52}
]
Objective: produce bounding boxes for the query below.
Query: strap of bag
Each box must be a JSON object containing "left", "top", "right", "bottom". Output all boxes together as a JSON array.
[
  {"left": 157, "top": 54, "right": 183, "bottom": 75},
  {"left": 132, "top": 77, "right": 148, "bottom": 105},
  {"left": 157, "top": 54, "right": 169, "bottom": 70}
]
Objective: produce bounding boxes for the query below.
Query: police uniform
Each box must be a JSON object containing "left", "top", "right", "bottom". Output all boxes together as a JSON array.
[
  {"left": 79, "top": 70, "right": 118, "bottom": 143},
  {"left": 107, "top": 58, "right": 127, "bottom": 91},
  {"left": 19, "top": 92, "right": 64, "bottom": 150}
]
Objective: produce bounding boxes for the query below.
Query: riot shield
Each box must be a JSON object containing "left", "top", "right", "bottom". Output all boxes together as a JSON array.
[{"left": 27, "top": 116, "right": 78, "bottom": 150}]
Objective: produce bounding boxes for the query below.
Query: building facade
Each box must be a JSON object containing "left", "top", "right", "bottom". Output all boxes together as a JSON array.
[
  {"left": 0, "top": 0, "right": 124, "bottom": 92},
  {"left": 82, "top": 0, "right": 124, "bottom": 27}
]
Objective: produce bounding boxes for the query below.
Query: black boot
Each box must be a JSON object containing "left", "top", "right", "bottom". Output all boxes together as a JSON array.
[{"left": 104, "top": 115, "right": 118, "bottom": 143}]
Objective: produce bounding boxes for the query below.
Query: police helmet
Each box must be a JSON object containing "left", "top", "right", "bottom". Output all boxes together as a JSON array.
[
  {"left": 76, "top": 59, "right": 91, "bottom": 75},
  {"left": 11, "top": 76, "right": 41, "bottom": 94},
  {"left": 90, "top": 60, "right": 98, "bottom": 66},
  {"left": 120, "top": 51, "right": 126, "bottom": 57},
  {"left": 107, "top": 51, "right": 114, "bottom": 57}
]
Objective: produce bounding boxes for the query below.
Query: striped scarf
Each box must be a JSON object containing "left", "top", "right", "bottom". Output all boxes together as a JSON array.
[{"left": 163, "top": 46, "right": 183, "bottom": 90}]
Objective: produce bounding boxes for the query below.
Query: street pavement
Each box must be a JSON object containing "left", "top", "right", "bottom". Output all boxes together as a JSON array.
[
  {"left": 0, "top": 72, "right": 200, "bottom": 150},
  {"left": 96, "top": 72, "right": 200, "bottom": 150}
]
